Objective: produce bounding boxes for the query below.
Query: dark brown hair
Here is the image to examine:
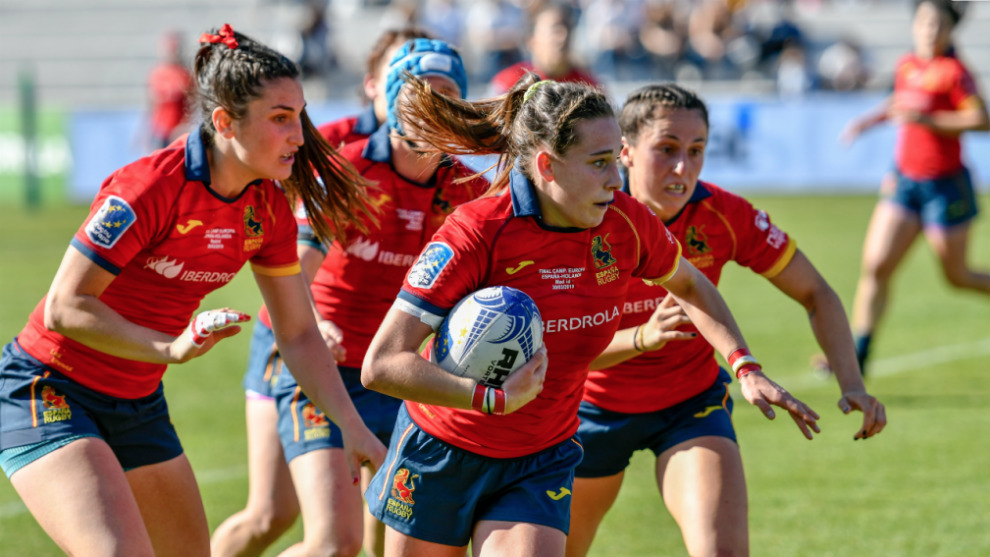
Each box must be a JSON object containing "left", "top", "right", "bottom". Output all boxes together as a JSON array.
[
  {"left": 396, "top": 72, "right": 614, "bottom": 192},
  {"left": 366, "top": 27, "right": 432, "bottom": 77},
  {"left": 619, "top": 83, "right": 709, "bottom": 145},
  {"left": 194, "top": 25, "right": 375, "bottom": 242}
]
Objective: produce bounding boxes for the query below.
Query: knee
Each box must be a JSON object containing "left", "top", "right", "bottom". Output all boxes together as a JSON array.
[
  {"left": 305, "top": 537, "right": 363, "bottom": 557},
  {"left": 861, "top": 255, "right": 898, "bottom": 282},
  {"left": 251, "top": 506, "right": 298, "bottom": 542},
  {"left": 940, "top": 265, "right": 971, "bottom": 289}
]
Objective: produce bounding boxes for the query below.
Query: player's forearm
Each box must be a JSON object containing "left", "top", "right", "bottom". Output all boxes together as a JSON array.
[
  {"left": 279, "top": 330, "right": 366, "bottom": 429},
  {"left": 362, "top": 349, "right": 478, "bottom": 409},
  {"left": 44, "top": 294, "right": 177, "bottom": 363},
  {"left": 589, "top": 326, "right": 642, "bottom": 370},
  {"left": 925, "top": 107, "right": 990, "bottom": 134},
  {"left": 806, "top": 289, "right": 867, "bottom": 394},
  {"left": 667, "top": 270, "right": 748, "bottom": 363}
]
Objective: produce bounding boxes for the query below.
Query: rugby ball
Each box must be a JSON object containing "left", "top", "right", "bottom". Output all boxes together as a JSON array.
[{"left": 431, "top": 286, "right": 543, "bottom": 387}]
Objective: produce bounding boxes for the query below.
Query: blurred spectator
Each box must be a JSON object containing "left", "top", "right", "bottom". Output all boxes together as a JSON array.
[
  {"left": 775, "top": 38, "right": 815, "bottom": 97},
  {"left": 818, "top": 36, "right": 869, "bottom": 91},
  {"left": 580, "top": 0, "right": 646, "bottom": 80},
  {"left": 419, "top": 0, "right": 465, "bottom": 46},
  {"left": 465, "top": 0, "right": 527, "bottom": 80},
  {"left": 683, "top": 0, "right": 759, "bottom": 80},
  {"left": 490, "top": 2, "right": 600, "bottom": 94},
  {"left": 639, "top": 0, "right": 689, "bottom": 80},
  {"left": 297, "top": 0, "right": 334, "bottom": 77},
  {"left": 146, "top": 30, "right": 192, "bottom": 150}
]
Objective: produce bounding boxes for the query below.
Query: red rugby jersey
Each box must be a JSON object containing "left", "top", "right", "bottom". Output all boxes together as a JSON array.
[
  {"left": 583, "top": 181, "right": 796, "bottom": 413},
  {"left": 397, "top": 169, "right": 682, "bottom": 458},
  {"left": 16, "top": 130, "right": 300, "bottom": 399},
  {"left": 893, "top": 53, "right": 982, "bottom": 179},
  {"left": 302, "top": 126, "right": 488, "bottom": 369},
  {"left": 317, "top": 105, "right": 380, "bottom": 149}
]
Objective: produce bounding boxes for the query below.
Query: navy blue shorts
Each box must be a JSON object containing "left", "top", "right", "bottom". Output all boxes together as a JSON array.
[
  {"left": 0, "top": 340, "right": 182, "bottom": 471},
  {"left": 241, "top": 321, "right": 282, "bottom": 399},
  {"left": 274, "top": 364, "right": 400, "bottom": 462},
  {"left": 887, "top": 166, "right": 978, "bottom": 228},
  {"left": 575, "top": 368, "right": 736, "bottom": 478},
  {"left": 365, "top": 404, "right": 584, "bottom": 547}
]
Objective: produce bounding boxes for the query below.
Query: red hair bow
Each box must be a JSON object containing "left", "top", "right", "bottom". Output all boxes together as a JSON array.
[{"left": 199, "top": 23, "right": 238, "bottom": 49}]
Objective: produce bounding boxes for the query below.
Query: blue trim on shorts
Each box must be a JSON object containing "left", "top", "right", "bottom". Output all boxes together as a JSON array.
[
  {"left": 365, "top": 404, "right": 583, "bottom": 546},
  {"left": 0, "top": 434, "right": 95, "bottom": 478},
  {"left": 887, "top": 166, "right": 978, "bottom": 228},
  {"left": 241, "top": 320, "right": 281, "bottom": 398},
  {"left": 274, "top": 365, "right": 400, "bottom": 462},
  {"left": 575, "top": 368, "right": 736, "bottom": 478},
  {"left": 0, "top": 340, "right": 183, "bottom": 471}
]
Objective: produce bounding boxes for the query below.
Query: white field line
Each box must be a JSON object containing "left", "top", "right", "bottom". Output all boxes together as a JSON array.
[{"left": 3, "top": 337, "right": 989, "bottom": 521}]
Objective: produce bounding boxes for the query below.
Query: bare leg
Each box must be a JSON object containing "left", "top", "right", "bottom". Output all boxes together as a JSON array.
[
  {"left": 851, "top": 201, "right": 922, "bottom": 367},
  {"left": 11, "top": 437, "right": 155, "bottom": 557},
  {"left": 658, "top": 436, "right": 748, "bottom": 557},
  {"left": 127, "top": 453, "right": 211, "bottom": 557},
  {"left": 473, "top": 520, "right": 566, "bottom": 557},
  {"left": 564, "top": 473, "right": 624, "bottom": 557},
  {"left": 925, "top": 223, "right": 990, "bottom": 294},
  {"left": 384, "top": 525, "right": 468, "bottom": 557},
  {"left": 211, "top": 397, "right": 299, "bottom": 557},
  {"left": 277, "top": 447, "right": 364, "bottom": 557}
]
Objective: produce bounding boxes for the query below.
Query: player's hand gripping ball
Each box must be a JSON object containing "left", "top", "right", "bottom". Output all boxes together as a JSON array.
[{"left": 431, "top": 286, "right": 543, "bottom": 387}]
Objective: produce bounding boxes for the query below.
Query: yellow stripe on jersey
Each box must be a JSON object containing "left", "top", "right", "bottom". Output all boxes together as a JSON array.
[
  {"left": 644, "top": 240, "right": 683, "bottom": 285},
  {"left": 608, "top": 205, "right": 642, "bottom": 263},
  {"left": 959, "top": 95, "right": 984, "bottom": 111},
  {"left": 250, "top": 261, "right": 302, "bottom": 277},
  {"left": 760, "top": 239, "right": 797, "bottom": 279}
]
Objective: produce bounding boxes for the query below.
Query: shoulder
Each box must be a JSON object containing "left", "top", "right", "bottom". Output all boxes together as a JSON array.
[
  {"left": 318, "top": 116, "right": 360, "bottom": 147},
  {"left": 107, "top": 148, "right": 187, "bottom": 201}
]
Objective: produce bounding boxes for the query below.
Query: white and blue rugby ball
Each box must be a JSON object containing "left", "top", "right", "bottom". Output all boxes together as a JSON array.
[{"left": 431, "top": 286, "right": 543, "bottom": 387}]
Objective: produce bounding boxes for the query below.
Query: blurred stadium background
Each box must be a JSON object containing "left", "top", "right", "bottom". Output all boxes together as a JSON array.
[{"left": 0, "top": 0, "right": 988, "bottom": 207}]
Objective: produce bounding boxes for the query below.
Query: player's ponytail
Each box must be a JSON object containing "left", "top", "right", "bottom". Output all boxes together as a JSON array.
[
  {"left": 193, "top": 24, "right": 375, "bottom": 243},
  {"left": 397, "top": 71, "right": 613, "bottom": 194}
]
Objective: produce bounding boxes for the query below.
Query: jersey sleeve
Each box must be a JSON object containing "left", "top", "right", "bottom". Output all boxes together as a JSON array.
[
  {"left": 720, "top": 193, "right": 796, "bottom": 278},
  {"left": 72, "top": 166, "right": 169, "bottom": 274},
  {"left": 249, "top": 188, "right": 302, "bottom": 277},
  {"left": 949, "top": 60, "right": 983, "bottom": 110},
  {"left": 395, "top": 209, "right": 489, "bottom": 329},
  {"left": 626, "top": 200, "right": 682, "bottom": 284}
]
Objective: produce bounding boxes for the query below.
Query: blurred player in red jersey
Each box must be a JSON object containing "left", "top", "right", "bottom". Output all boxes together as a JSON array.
[
  {"left": 146, "top": 30, "right": 193, "bottom": 150},
  {"left": 359, "top": 75, "right": 819, "bottom": 557},
  {"left": 317, "top": 27, "right": 431, "bottom": 148},
  {"left": 840, "top": 0, "right": 989, "bottom": 375},
  {"left": 565, "top": 83, "right": 888, "bottom": 557},
  {"left": 214, "top": 38, "right": 483, "bottom": 557},
  {"left": 210, "top": 27, "right": 432, "bottom": 557},
  {"left": 0, "top": 25, "right": 385, "bottom": 557},
  {"left": 489, "top": 3, "right": 600, "bottom": 95}
]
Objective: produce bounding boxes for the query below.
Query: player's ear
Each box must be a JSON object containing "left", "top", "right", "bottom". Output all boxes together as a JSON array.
[
  {"left": 535, "top": 151, "right": 555, "bottom": 182},
  {"left": 620, "top": 136, "right": 633, "bottom": 167},
  {"left": 212, "top": 107, "right": 235, "bottom": 139},
  {"left": 363, "top": 73, "right": 378, "bottom": 100}
]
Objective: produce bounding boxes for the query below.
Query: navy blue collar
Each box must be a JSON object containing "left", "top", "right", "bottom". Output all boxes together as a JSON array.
[
  {"left": 620, "top": 170, "right": 712, "bottom": 225},
  {"left": 509, "top": 167, "right": 584, "bottom": 232},
  {"left": 185, "top": 127, "right": 211, "bottom": 184},
  {"left": 362, "top": 123, "right": 393, "bottom": 163},
  {"left": 353, "top": 105, "right": 380, "bottom": 136},
  {"left": 184, "top": 127, "right": 261, "bottom": 201}
]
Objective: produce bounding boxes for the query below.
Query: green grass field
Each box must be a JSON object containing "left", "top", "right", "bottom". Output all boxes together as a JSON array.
[{"left": 0, "top": 194, "right": 988, "bottom": 556}]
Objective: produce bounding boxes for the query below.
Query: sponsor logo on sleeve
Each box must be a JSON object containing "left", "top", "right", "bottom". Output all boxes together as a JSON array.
[
  {"left": 407, "top": 242, "right": 454, "bottom": 289},
  {"left": 85, "top": 195, "right": 137, "bottom": 249}
]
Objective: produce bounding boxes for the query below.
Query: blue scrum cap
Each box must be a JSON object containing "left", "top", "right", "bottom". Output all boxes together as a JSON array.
[{"left": 385, "top": 38, "right": 468, "bottom": 134}]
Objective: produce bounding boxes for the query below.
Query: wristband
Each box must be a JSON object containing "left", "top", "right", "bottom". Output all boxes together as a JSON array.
[
  {"left": 472, "top": 384, "right": 486, "bottom": 413},
  {"left": 492, "top": 388, "right": 506, "bottom": 416},
  {"left": 736, "top": 362, "right": 762, "bottom": 379},
  {"left": 632, "top": 325, "right": 646, "bottom": 352},
  {"left": 727, "top": 348, "right": 751, "bottom": 369}
]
